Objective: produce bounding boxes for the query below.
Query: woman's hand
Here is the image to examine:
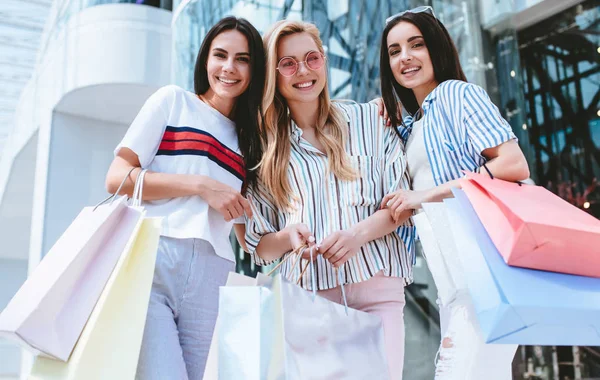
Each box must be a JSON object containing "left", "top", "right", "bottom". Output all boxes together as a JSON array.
[
  {"left": 199, "top": 178, "right": 253, "bottom": 221},
  {"left": 381, "top": 189, "right": 430, "bottom": 222},
  {"left": 318, "top": 229, "right": 364, "bottom": 268},
  {"left": 284, "top": 223, "right": 317, "bottom": 260},
  {"left": 370, "top": 97, "right": 402, "bottom": 127}
]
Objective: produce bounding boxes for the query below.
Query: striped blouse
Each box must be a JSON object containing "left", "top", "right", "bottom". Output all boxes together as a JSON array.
[
  {"left": 398, "top": 80, "right": 516, "bottom": 186},
  {"left": 245, "top": 102, "right": 415, "bottom": 290}
]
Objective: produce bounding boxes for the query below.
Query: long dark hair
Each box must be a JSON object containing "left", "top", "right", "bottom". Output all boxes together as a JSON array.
[
  {"left": 193, "top": 16, "right": 265, "bottom": 192},
  {"left": 379, "top": 12, "right": 466, "bottom": 127}
]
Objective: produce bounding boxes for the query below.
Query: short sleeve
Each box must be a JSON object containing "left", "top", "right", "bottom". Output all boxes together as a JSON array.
[
  {"left": 244, "top": 181, "right": 281, "bottom": 266},
  {"left": 115, "top": 86, "right": 175, "bottom": 168},
  {"left": 462, "top": 83, "right": 516, "bottom": 155}
]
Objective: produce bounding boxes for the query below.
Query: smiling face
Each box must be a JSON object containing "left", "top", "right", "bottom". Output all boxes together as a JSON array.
[
  {"left": 204, "top": 29, "right": 251, "bottom": 102},
  {"left": 387, "top": 21, "right": 438, "bottom": 96},
  {"left": 275, "top": 32, "right": 327, "bottom": 108}
]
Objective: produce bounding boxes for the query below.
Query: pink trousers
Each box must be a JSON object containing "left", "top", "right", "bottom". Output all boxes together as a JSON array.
[{"left": 317, "top": 272, "right": 406, "bottom": 380}]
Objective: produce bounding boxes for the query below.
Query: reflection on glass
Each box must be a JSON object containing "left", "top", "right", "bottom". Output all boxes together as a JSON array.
[{"left": 511, "top": 1, "right": 600, "bottom": 378}]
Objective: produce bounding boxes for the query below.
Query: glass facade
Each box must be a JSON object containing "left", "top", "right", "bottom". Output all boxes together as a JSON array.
[
  {"left": 500, "top": 1, "right": 600, "bottom": 379},
  {"left": 520, "top": 1, "right": 600, "bottom": 217},
  {"left": 172, "top": 0, "right": 600, "bottom": 378}
]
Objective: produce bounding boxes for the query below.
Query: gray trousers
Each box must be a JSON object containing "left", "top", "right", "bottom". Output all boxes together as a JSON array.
[{"left": 135, "top": 236, "right": 234, "bottom": 380}]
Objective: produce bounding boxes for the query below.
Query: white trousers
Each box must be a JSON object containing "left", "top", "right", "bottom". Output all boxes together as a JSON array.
[{"left": 434, "top": 290, "right": 517, "bottom": 380}]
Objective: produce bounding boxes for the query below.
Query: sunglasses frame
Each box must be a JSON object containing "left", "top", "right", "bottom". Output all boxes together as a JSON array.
[
  {"left": 385, "top": 5, "right": 436, "bottom": 24},
  {"left": 276, "top": 51, "right": 327, "bottom": 77}
]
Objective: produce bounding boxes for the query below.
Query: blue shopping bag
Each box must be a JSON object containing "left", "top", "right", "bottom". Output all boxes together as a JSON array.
[{"left": 445, "top": 189, "right": 600, "bottom": 346}]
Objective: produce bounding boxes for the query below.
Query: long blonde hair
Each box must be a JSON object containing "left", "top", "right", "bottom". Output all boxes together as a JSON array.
[{"left": 259, "top": 20, "right": 356, "bottom": 210}]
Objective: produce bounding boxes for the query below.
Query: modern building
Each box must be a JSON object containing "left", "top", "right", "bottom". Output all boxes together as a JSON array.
[
  {"left": 0, "top": 0, "right": 53, "bottom": 377},
  {"left": 0, "top": 0, "right": 598, "bottom": 378},
  {"left": 0, "top": 1, "right": 172, "bottom": 377}
]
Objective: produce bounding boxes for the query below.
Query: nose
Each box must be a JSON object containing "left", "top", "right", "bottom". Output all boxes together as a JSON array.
[
  {"left": 223, "top": 57, "right": 236, "bottom": 73},
  {"left": 296, "top": 61, "right": 310, "bottom": 76},
  {"left": 400, "top": 49, "right": 412, "bottom": 62}
]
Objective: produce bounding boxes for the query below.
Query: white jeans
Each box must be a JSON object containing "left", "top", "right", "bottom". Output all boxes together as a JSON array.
[
  {"left": 413, "top": 210, "right": 517, "bottom": 380},
  {"left": 434, "top": 290, "right": 517, "bottom": 380},
  {"left": 135, "top": 236, "right": 235, "bottom": 380}
]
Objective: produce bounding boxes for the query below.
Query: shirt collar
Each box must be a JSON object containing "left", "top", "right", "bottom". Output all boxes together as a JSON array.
[
  {"left": 290, "top": 119, "right": 324, "bottom": 155},
  {"left": 421, "top": 87, "right": 438, "bottom": 114},
  {"left": 290, "top": 120, "right": 303, "bottom": 142},
  {"left": 397, "top": 85, "right": 439, "bottom": 138}
]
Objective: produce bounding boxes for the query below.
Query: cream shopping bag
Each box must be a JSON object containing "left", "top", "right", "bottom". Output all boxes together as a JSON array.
[{"left": 29, "top": 215, "right": 161, "bottom": 380}]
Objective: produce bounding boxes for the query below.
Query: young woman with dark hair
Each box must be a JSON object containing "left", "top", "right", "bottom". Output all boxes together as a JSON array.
[
  {"left": 105, "top": 16, "right": 265, "bottom": 379},
  {"left": 379, "top": 6, "right": 528, "bottom": 379}
]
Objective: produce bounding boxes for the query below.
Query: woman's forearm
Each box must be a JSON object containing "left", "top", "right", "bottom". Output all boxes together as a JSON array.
[
  {"left": 254, "top": 229, "right": 293, "bottom": 262},
  {"left": 421, "top": 144, "right": 530, "bottom": 204},
  {"left": 105, "top": 156, "right": 229, "bottom": 202},
  {"left": 423, "top": 179, "right": 463, "bottom": 204},
  {"left": 481, "top": 140, "right": 530, "bottom": 182},
  {"left": 483, "top": 156, "right": 530, "bottom": 182},
  {"left": 350, "top": 208, "right": 411, "bottom": 246},
  {"left": 106, "top": 163, "right": 213, "bottom": 201}
]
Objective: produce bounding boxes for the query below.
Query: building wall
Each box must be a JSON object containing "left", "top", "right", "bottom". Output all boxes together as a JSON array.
[
  {"left": 42, "top": 113, "right": 128, "bottom": 255},
  {"left": 0, "top": 134, "right": 38, "bottom": 261},
  {"left": 0, "top": 259, "right": 28, "bottom": 378},
  {"left": 0, "top": 3, "right": 173, "bottom": 377}
]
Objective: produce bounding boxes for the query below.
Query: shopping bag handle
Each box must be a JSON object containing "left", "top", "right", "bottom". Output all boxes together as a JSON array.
[
  {"left": 267, "top": 245, "right": 349, "bottom": 315},
  {"left": 93, "top": 167, "right": 137, "bottom": 211},
  {"left": 266, "top": 245, "right": 304, "bottom": 276},
  {"left": 479, "top": 163, "right": 523, "bottom": 187},
  {"left": 296, "top": 246, "right": 349, "bottom": 315},
  {"left": 93, "top": 167, "right": 147, "bottom": 211},
  {"left": 338, "top": 267, "right": 349, "bottom": 316},
  {"left": 296, "top": 246, "right": 318, "bottom": 299},
  {"left": 131, "top": 169, "right": 147, "bottom": 207}
]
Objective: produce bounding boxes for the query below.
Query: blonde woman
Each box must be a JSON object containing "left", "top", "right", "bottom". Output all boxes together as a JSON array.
[{"left": 244, "top": 20, "right": 414, "bottom": 379}]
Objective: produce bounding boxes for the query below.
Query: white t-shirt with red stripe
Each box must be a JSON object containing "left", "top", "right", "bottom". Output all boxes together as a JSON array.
[{"left": 115, "top": 85, "right": 245, "bottom": 262}]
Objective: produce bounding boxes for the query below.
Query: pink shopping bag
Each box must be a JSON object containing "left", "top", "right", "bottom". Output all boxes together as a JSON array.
[
  {"left": 460, "top": 171, "right": 600, "bottom": 277},
  {"left": 0, "top": 171, "right": 147, "bottom": 361}
]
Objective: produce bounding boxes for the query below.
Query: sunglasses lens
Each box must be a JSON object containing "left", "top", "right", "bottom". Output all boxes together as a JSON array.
[
  {"left": 278, "top": 57, "right": 297, "bottom": 76},
  {"left": 306, "top": 52, "right": 325, "bottom": 70}
]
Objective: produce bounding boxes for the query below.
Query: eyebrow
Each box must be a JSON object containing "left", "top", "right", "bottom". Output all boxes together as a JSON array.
[
  {"left": 279, "top": 50, "right": 317, "bottom": 60},
  {"left": 212, "top": 47, "right": 250, "bottom": 56},
  {"left": 387, "top": 35, "right": 424, "bottom": 49}
]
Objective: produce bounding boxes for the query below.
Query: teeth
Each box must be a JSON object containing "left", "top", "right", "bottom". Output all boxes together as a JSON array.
[
  {"left": 219, "top": 78, "right": 238, "bottom": 84},
  {"left": 403, "top": 67, "right": 419, "bottom": 74},
  {"left": 296, "top": 81, "right": 313, "bottom": 88}
]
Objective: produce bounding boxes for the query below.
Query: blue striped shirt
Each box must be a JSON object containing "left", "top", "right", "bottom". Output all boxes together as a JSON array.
[
  {"left": 245, "top": 102, "right": 415, "bottom": 290},
  {"left": 398, "top": 80, "right": 516, "bottom": 186}
]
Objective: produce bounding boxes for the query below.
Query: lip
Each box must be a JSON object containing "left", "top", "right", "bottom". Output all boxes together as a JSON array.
[
  {"left": 401, "top": 66, "right": 421, "bottom": 77},
  {"left": 292, "top": 80, "right": 317, "bottom": 91},
  {"left": 217, "top": 77, "right": 241, "bottom": 86}
]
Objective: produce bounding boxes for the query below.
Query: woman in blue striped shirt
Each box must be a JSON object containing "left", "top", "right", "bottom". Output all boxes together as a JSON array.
[
  {"left": 245, "top": 20, "right": 415, "bottom": 378},
  {"left": 378, "top": 6, "right": 530, "bottom": 379}
]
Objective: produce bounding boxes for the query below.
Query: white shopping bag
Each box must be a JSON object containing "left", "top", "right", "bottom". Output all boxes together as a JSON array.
[
  {"left": 416, "top": 202, "right": 516, "bottom": 380},
  {"left": 216, "top": 274, "right": 389, "bottom": 380},
  {"left": 0, "top": 169, "right": 146, "bottom": 361},
  {"left": 203, "top": 272, "right": 259, "bottom": 380}
]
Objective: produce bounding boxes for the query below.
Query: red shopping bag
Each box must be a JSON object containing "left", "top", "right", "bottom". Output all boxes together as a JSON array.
[{"left": 460, "top": 171, "right": 600, "bottom": 277}]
